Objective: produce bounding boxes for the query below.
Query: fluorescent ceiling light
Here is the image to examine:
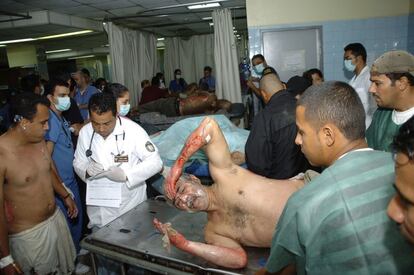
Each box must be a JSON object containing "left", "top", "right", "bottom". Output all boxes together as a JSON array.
[
  {"left": 0, "top": 45, "right": 6, "bottom": 47},
  {"left": 209, "top": 22, "right": 214, "bottom": 26},
  {"left": 68, "top": 55, "right": 95, "bottom": 60},
  {"left": 202, "top": 17, "right": 212, "bottom": 20},
  {"left": 157, "top": 37, "right": 165, "bottom": 41},
  {"left": 188, "top": 3, "right": 220, "bottom": 10},
  {"left": 0, "top": 38, "right": 36, "bottom": 45},
  {"left": 38, "top": 30, "right": 93, "bottom": 40},
  {"left": 155, "top": 15, "right": 168, "bottom": 18},
  {"left": 45, "top": 48, "right": 71, "bottom": 54}
]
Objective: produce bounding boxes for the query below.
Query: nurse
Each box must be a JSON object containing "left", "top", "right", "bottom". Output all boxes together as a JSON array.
[
  {"left": 44, "top": 79, "right": 83, "bottom": 252},
  {"left": 103, "top": 83, "right": 131, "bottom": 117}
]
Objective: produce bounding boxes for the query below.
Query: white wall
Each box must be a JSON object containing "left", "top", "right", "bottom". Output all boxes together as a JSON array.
[{"left": 247, "top": 0, "right": 411, "bottom": 27}]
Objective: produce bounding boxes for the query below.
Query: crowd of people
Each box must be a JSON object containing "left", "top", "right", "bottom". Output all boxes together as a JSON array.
[{"left": 0, "top": 45, "right": 413, "bottom": 275}]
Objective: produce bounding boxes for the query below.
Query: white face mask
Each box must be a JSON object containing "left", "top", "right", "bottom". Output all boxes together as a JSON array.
[
  {"left": 253, "top": 63, "right": 265, "bottom": 75},
  {"left": 176, "top": 74, "right": 182, "bottom": 79},
  {"left": 54, "top": 96, "right": 71, "bottom": 112},
  {"left": 40, "top": 85, "right": 45, "bottom": 95},
  {"left": 119, "top": 104, "right": 130, "bottom": 116},
  {"left": 344, "top": 59, "right": 356, "bottom": 72}
]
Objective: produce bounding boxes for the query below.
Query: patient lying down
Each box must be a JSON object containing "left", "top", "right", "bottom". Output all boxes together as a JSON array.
[{"left": 153, "top": 117, "right": 304, "bottom": 269}]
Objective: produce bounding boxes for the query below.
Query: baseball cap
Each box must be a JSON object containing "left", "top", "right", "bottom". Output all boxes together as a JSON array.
[
  {"left": 371, "top": 50, "right": 414, "bottom": 76},
  {"left": 287, "top": 75, "right": 312, "bottom": 97}
]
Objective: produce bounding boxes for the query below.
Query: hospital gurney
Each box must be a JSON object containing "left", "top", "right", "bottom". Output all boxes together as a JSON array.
[{"left": 81, "top": 199, "right": 269, "bottom": 274}]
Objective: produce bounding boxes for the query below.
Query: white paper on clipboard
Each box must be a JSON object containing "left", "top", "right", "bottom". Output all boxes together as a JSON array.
[{"left": 86, "top": 179, "right": 121, "bottom": 208}]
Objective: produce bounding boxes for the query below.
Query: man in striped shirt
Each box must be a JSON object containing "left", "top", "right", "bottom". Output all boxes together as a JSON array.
[{"left": 261, "top": 81, "right": 414, "bottom": 275}]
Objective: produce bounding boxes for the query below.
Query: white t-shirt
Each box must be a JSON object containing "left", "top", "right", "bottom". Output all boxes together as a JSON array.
[{"left": 392, "top": 106, "right": 414, "bottom": 125}]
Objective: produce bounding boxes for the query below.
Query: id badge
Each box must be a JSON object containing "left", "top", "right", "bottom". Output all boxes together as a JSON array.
[{"left": 114, "top": 154, "right": 129, "bottom": 163}]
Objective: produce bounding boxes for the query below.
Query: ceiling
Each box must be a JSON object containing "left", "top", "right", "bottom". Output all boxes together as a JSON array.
[{"left": 0, "top": 0, "right": 247, "bottom": 55}]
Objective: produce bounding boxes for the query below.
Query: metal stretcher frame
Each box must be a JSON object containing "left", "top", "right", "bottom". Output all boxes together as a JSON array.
[{"left": 81, "top": 199, "right": 269, "bottom": 275}]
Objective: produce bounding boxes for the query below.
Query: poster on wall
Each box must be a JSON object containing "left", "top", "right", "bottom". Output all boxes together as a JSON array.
[{"left": 282, "top": 50, "right": 306, "bottom": 71}]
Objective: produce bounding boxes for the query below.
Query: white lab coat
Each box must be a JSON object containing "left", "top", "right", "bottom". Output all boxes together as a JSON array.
[
  {"left": 349, "top": 65, "right": 377, "bottom": 128},
  {"left": 73, "top": 116, "right": 163, "bottom": 228}
]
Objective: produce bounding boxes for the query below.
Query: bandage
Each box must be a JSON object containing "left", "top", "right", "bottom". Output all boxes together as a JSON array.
[
  {"left": 205, "top": 134, "right": 211, "bottom": 143},
  {"left": 0, "top": 255, "right": 14, "bottom": 269}
]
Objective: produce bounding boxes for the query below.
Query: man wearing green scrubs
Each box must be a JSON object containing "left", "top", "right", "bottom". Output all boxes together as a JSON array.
[
  {"left": 366, "top": 50, "right": 414, "bottom": 151},
  {"left": 261, "top": 82, "right": 413, "bottom": 275}
]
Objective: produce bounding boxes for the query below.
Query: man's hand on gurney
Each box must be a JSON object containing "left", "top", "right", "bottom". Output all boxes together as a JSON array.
[
  {"left": 153, "top": 218, "right": 189, "bottom": 251},
  {"left": 153, "top": 218, "right": 248, "bottom": 269}
]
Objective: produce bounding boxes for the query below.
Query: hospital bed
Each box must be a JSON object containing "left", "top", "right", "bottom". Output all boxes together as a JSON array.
[{"left": 81, "top": 199, "right": 269, "bottom": 274}]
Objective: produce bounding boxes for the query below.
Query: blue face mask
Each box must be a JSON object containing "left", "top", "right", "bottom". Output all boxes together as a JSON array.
[
  {"left": 253, "top": 63, "right": 265, "bottom": 75},
  {"left": 344, "top": 59, "right": 356, "bottom": 72},
  {"left": 119, "top": 104, "right": 130, "bottom": 116},
  {"left": 54, "top": 96, "right": 71, "bottom": 112}
]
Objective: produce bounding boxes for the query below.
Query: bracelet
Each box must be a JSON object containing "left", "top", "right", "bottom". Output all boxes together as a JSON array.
[
  {"left": 62, "top": 193, "right": 71, "bottom": 200},
  {"left": 0, "top": 255, "right": 14, "bottom": 269}
]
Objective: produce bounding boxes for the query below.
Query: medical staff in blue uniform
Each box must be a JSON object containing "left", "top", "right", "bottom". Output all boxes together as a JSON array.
[
  {"left": 44, "top": 79, "right": 83, "bottom": 252},
  {"left": 73, "top": 68, "right": 99, "bottom": 120}
]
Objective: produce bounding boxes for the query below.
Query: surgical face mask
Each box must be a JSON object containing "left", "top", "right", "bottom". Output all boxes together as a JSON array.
[
  {"left": 344, "top": 59, "right": 356, "bottom": 72},
  {"left": 119, "top": 104, "right": 130, "bottom": 116},
  {"left": 253, "top": 63, "right": 265, "bottom": 75},
  {"left": 176, "top": 74, "right": 182, "bottom": 79},
  {"left": 54, "top": 96, "right": 71, "bottom": 112},
  {"left": 40, "top": 85, "right": 45, "bottom": 96}
]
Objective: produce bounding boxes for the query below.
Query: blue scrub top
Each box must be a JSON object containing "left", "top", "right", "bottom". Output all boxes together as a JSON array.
[
  {"left": 74, "top": 85, "right": 99, "bottom": 120},
  {"left": 199, "top": 76, "right": 216, "bottom": 90},
  {"left": 45, "top": 110, "right": 76, "bottom": 184},
  {"left": 169, "top": 79, "right": 187, "bottom": 93}
]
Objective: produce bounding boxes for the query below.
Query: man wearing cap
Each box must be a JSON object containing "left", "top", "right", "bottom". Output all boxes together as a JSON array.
[
  {"left": 73, "top": 68, "right": 99, "bottom": 121},
  {"left": 344, "top": 43, "right": 377, "bottom": 128},
  {"left": 245, "top": 67, "right": 310, "bottom": 179},
  {"left": 366, "top": 50, "right": 414, "bottom": 152}
]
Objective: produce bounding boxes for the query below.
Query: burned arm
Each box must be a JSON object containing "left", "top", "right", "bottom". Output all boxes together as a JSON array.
[
  {"left": 164, "top": 117, "right": 234, "bottom": 199},
  {"left": 153, "top": 218, "right": 247, "bottom": 268}
]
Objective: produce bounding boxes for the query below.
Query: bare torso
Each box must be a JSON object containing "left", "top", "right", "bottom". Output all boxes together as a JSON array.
[
  {"left": 0, "top": 134, "right": 56, "bottom": 234},
  {"left": 206, "top": 165, "right": 303, "bottom": 247}
]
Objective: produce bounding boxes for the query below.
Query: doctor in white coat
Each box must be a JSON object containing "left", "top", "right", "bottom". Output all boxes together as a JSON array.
[{"left": 73, "top": 92, "right": 163, "bottom": 229}]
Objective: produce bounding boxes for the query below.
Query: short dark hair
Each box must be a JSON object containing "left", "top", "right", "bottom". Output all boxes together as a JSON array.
[
  {"left": 303, "top": 68, "right": 324, "bottom": 82},
  {"left": 174, "top": 69, "right": 181, "bottom": 75},
  {"left": 252, "top": 54, "right": 265, "bottom": 62},
  {"left": 204, "top": 66, "right": 212, "bottom": 72},
  {"left": 392, "top": 115, "right": 414, "bottom": 160},
  {"left": 20, "top": 74, "right": 41, "bottom": 93},
  {"left": 344, "top": 43, "right": 367, "bottom": 63},
  {"left": 155, "top": 72, "right": 164, "bottom": 79},
  {"left": 43, "top": 79, "right": 69, "bottom": 97},
  {"left": 94, "top": 78, "right": 107, "bottom": 89},
  {"left": 9, "top": 92, "right": 50, "bottom": 125},
  {"left": 103, "top": 83, "right": 129, "bottom": 99},
  {"left": 151, "top": 76, "right": 160, "bottom": 86},
  {"left": 88, "top": 92, "right": 117, "bottom": 117},
  {"left": 298, "top": 81, "right": 365, "bottom": 141},
  {"left": 80, "top": 68, "right": 90, "bottom": 77},
  {"left": 385, "top": 72, "right": 414, "bottom": 86}
]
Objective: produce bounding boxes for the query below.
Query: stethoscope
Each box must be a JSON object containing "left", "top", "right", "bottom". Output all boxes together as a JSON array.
[
  {"left": 50, "top": 110, "right": 72, "bottom": 148},
  {"left": 85, "top": 116, "right": 125, "bottom": 157}
]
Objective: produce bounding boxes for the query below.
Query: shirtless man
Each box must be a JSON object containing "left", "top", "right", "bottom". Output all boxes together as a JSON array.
[
  {"left": 0, "top": 93, "right": 77, "bottom": 274},
  {"left": 153, "top": 116, "right": 304, "bottom": 268}
]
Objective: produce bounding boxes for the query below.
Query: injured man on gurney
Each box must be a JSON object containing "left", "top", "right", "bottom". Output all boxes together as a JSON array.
[{"left": 153, "top": 117, "right": 309, "bottom": 269}]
